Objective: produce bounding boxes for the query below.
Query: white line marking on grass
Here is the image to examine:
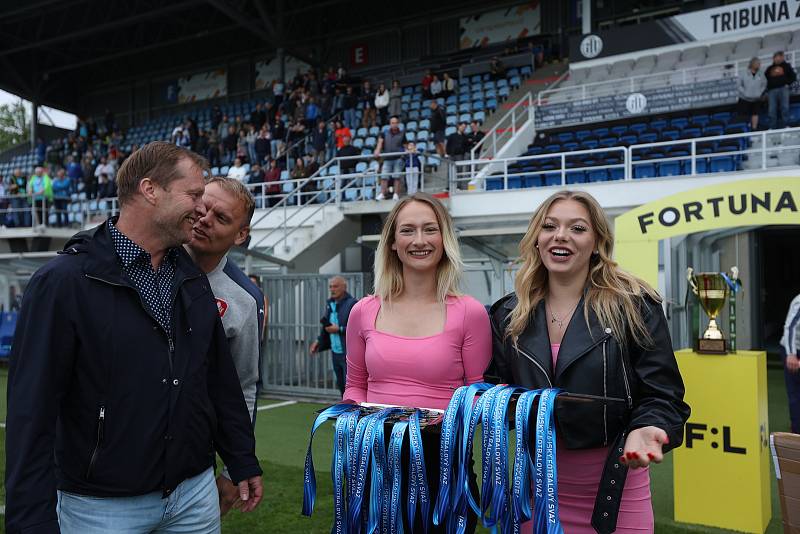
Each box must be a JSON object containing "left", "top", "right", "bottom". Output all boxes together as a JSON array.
[
  {"left": 0, "top": 422, "right": 5, "bottom": 428},
  {"left": 256, "top": 400, "right": 297, "bottom": 412},
  {"left": 0, "top": 505, "right": 5, "bottom": 514}
]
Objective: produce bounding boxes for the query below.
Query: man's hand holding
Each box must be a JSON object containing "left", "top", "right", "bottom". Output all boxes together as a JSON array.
[
  {"left": 309, "top": 341, "right": 319, "bottom": 355},
  {"left": 787, "top": 353, "right": 799, "bottom": 373},
  {"left": 237, "top": 476, "right": 264, "bottom": 513},
  {"left": 324, "top": 325, "right": 340, "bottom": 334},
  {"left": 216, "top": 475, "right": 240, "bottom": 516}
]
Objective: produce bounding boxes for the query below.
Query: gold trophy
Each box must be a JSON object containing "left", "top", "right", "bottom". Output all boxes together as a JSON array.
[{"left": 687, "top": 267, "right": 737, "bottom": 354}]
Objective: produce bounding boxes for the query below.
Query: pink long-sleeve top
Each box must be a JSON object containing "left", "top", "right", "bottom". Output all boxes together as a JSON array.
[{"left": 343, "top": 295, "right": 492, "bottom": 410}]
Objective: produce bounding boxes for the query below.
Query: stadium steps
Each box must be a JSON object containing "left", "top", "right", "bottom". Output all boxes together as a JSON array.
[{"left": 480, "top": 61, "right": 565, "bottom": 134}]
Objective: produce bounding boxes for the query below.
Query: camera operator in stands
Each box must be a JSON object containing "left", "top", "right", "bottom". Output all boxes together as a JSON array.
[{"left": 765, "top": 51, "right": 797, "bottom": 129}]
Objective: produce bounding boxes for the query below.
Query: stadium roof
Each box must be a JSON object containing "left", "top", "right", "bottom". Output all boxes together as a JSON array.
[{"left": 0, "top": 0, "right": 515, "bottom": 115}]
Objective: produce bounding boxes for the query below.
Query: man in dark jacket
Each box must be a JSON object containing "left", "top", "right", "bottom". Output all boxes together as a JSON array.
[
  {"left": 429, "top": 101, "right": 447, "bottom": 157},
  {"left": 309, "top": 276, "right": 358, "bottom": 395},
  {"left": 765, "top": 51, "right": 797, "bottom": 129},
  {"left": 5, "top": 142, "right": 263, "bottom": 534}
]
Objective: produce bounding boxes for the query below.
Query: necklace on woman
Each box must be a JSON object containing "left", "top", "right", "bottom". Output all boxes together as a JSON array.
[{"left": 547, "top": 300, "right": 580, "bottom": 329}]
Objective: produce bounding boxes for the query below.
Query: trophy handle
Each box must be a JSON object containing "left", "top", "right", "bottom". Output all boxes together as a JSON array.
[
  {"left": 687, "top": 267, "right": 698, "bottom": 293},
  {"left": 730, "top": 266, "right": 739, "bottom": 281}
]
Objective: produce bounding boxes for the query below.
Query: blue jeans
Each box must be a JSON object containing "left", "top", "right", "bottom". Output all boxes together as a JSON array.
[
  {"left": 332, "top": 351, "right": 347, "bottom": 395},
  {"left": 57, "top": 467, "right": 219, "bottom": 534},
  {"left": 768, "top": 86, "right": 790, "bottom": 129},
  {"left": 344, "top": 109, "right": 357, "bottom": 130},
  {"left": 10, "top": 197, "right": 30, "bottom": 227}
]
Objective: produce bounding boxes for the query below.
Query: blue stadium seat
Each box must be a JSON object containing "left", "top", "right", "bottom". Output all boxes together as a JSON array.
[
  {"left": 658, "top": 161, "right": 684, "bottom": 177},
  {"left": 555, "top": 132, "right": 574, "bottom": 143},
  {"left": 566, "top": 170, "right": 587, "bottom": 184},
  {"left": 509, "top": 76, "right": 521, "bottom": 89},
  {"left": 681, "top": 127, "right": 702, "bottom": 139},
  {"left": 445, "top": 126, "right": 456, "bottom": 136},
  {"left": 562, "top": 142, "right": 579, "bottom": 152},
  {"left": 473, "top": 111, "right": 486, "bottom": 123},
  {"left": 661, "top": 129, "right": 680, "bottom": 141},
  {"left": 710, "top": 156, "right": 736, "bottom": 173},
  {"left": 588, "top": 169, "right": 608, "bottom": 182},
  {"left": 619, "top": 135, "right": 638, "bottom": 145},
  {"left": 446, "top": 115, "right": 457, "bottom": 126},
  {"left": 629, "top": 123, "right": 648, "bottom": 134},
  {"left": 691, "top": 115, "right": 710, "bottom": 127},
  {"left": 486, "top": 176, "right": 504, "bottom": 190},
  {"left": 0, "top": 311, "right": 17, "bottom": 359},
  {"left": 459, "top": 113, "right": 472, "bottom": 123},
  {"left": 575, "top": 130, "right": 592, "bottom": 140},
  {"left": 472, "top": 100, "right": 484, "bottom": 111},
  {"left": 610, "top": 125, "right": 628, "bottom": 136},
  {"left": 459, "top": 103, "right": 471, "bottom": 113},
  {"left": 446, "top": 105, "right": 457, "bottom": 114},
  {"left": 634, "top": 163, "right": 657, "bottom": 178},
  {"left": 486, "top": 99, "right": 498, "bottom": 110},
  {"left": 498, "top": 87, "right": 510, "bottom": 99},
  {"left": 419, "top": 119, "right": 431, "bottom": 130},
  {"left": 609, "top": 168, "right": 625, "bottom": 181},
  {"left": 712, "top": 112, "right": 732, "bottom": 123}
]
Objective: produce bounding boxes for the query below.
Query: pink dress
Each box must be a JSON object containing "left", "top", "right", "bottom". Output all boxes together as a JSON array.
[
  {"left": 343, "top": 295, "right": 492, "bottom": 410},
  {"left": 522, "top": 344, "right": 654, "bottom": 533}
]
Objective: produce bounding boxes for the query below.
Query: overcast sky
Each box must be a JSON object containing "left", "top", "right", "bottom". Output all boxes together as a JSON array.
[{"left": 0, "top": 89, "right": 77, "bottom": 131}]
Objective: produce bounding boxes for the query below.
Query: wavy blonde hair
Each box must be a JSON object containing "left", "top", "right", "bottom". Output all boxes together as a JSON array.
[
  {"left": 374, "top": 192, "right": 463, "bottom": 303},
  {"left": 506, "top": 190, "right": 660, "bottom": 346}
]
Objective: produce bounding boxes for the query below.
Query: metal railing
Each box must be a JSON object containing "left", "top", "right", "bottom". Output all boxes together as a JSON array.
[
  {"left": 247, "top": 150, "right": 431, "bottom": 252},
  {"left": 450, "top": 127, "right": 800, "bottom": 191},
  {"left": 537, "top": 49, "right": 799, "bottom": 105},
  {"left": 470, "top": 92, "right": 535, "bottom": 161}
]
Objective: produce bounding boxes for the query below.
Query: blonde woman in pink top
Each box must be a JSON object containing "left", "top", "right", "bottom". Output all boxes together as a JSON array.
[{"left": 344, "top": 192, "right": 491, "bottom": 532}]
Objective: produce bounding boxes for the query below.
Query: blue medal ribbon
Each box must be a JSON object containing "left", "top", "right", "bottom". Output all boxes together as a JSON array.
[
  {"left": 453, "top": 383, "right": 493, "bottom": 532},
  {"left": 368, "top": 408, "right": 402, "bottom": 534},
  {"left": 350, "top": 410, "right": 391, "bottom": 532},
  {"left": 332, "top": 410, "right": 361, "bottom": 534},
  {"left": 407, "top": 409, "right": 430, "bottom": 533},
  {"left": 487, "top": 385, "right": 524, "bottom": 531},
  {"left": 387, "top": 421, "right": 409, "bottom": 534},
  {"left": 511, "top": 389, "right": 542, "bottom": 531},
  {"left": 479, "top": 385, "right": 508, "bottom": 527},
  {"left": 303, "top": 403, "right": 359, "bottom": 517},
  {"left": 532, "top": 388, "right": 562, "bottom": 534},
  {"left": 434, "top": 385, "right": 469, "bottom": 527}
]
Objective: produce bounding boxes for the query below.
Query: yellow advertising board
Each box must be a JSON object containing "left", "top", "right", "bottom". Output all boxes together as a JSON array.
[
  {"left": 614, "top": 177, "right": 800, "bottom": 287},
  {"left": 672, "top": 350, "right": 771, "bottom": 533}
]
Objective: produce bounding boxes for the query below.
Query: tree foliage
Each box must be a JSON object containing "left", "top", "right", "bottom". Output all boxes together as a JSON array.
[{"left": 0, "top": 100, "right": 29, "bottom": 153}]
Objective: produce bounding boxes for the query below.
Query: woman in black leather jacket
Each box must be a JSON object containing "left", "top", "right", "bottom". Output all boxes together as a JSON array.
[{"left": 490, "top": 190, "right": 690, "bottom": 534}]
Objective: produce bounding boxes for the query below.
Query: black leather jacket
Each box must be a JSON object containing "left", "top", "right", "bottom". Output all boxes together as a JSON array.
[{"left": 489, "top": 293, "right": 690, "bottom": 533}]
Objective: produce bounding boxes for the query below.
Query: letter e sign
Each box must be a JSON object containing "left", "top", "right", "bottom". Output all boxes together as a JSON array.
[{"left": 351, "top": 44, "right": 368, "bottom": 66}]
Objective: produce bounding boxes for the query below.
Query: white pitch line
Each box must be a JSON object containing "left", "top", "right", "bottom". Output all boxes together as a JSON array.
[
  {"left": 0, "top": 505, "right": 5, "bottom": 515},
  {"left": 256, "top": 400, "right": 297, "bottom": 412},
  {"left": 0, "top": 422, "right": 5, "bottom": 428}
]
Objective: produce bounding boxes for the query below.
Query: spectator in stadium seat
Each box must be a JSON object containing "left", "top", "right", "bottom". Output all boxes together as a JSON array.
[
  {"left": 27, "top": 167, "right": 53, "bottom": 226},
  {"left": 334, "top": 119, "right": 351, "bottom": 150},
  {"left": 223, "top": 125, "right": 238, "bottom": 164},
  {"left": 737, "top": 58, "right": 767, "bottom": 130},
  {"left": 765, "top": 51, "right": 797, "bottom": 129},
  {"left": 35, "top": 137, "right": 46, "bottom": 166},
  {"left": 361, "top": 80, "right": 377, "bottom": 128},
  {"left": 402, "top": 141, "right": 423, "bottom": 195},
  {"left": 52, "top": 168, "right": 71, "bottom": 227},
  {"left": 7, "top": 168, "right": 30, "bottom": 227},
  {"left": 272, "top": 78, "right": 285, "bottom": 108},
  {"left": 489, "top": 56, "right": 507, "bottom": 81},
  {"left": 207, "top": 131, "right": 222, "bottom": 168},
  {"left": 375, "top": 83, "right": 390, "bottom": 126},
  {"left": 305, "top": 97, "right": 321, "bottom": 129},
  {"left": 429, "top": 100, "right": 447, "bottom": 157},
  {"left": 310, "top": 276, "right": 358, "bottom": 395},
  {"left": 442, "top": 72, "right": 457, "bottom": 98},
  {"left": 430, "top": 74, "right": 443, "bottom": 98},
  {"left": 254, "top": 127, "right": 271, "bottom": 166},
  {"left": 311, "top": 120, "right": 330, "bottom": 165},
  {"left": 245, "top": 124, "right": 258, "bottom": 166},
  {"left": 186, "top": 177, "right": 265, "bottom": 517},
  {"left": 781, "top": 291, "right": 800, "bottom": 433},
  {"left": 337, "top": 135, "right": 360, "bottom": 175},
  {"left": 217, "top": 115, "right": 230, "bottom": 142},
  {"left": 264, "top": 158, "right": 282, "bottom": 207},
  {"left": 237, "top": 130, "right": 249, "bottom": 163},
  {"left": 389, "top": 80, "right": 403, "bottom": 119},
  {"left": 343, "top": 86, "right": 358, "bottom": 130},
  {"left": 270, "top": 119, "right": 286, "bottom": 160},
  {"left": 421, "top": 69, "right": 433, "bottom": 98},
  {"left": 228, "top": 158, "right": 248, "bottom": 181},
  {"left": 290, "top": 157, "right": 306, "bottom": 182},
  {"left": 250, "top": 103, "right": 266, "bottom": 131},
  {"left": 195, "top": 129, "right": 209, "bottom": 159},
  {"left": 82, "top": 152, "right": 97, "bottom": 199},
  {"left": 94, "top": 155, "right": 116, "bottom": 184},
  {"left": 374, "top": 116, "right": 407, "bottom": 201},
  {"left": 466, "top": 120, "right": 486, "bottom": 155},
  {"left": 5, "top": 143, "right": 263, "bottom": 534},
  {"left": 332, "top": 87, "right": 345, "bottom": 117},
  {"left": 66, "top": 154, "right": 83, "bottom": 187},
  {"left": 212, "top": 105, "right": 223, "bottom": 130},
  {"left": 446, "top": 122, "right": 470, "bottom": 163}
]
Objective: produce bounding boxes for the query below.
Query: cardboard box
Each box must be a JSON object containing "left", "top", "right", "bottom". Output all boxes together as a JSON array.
[{"left": 771, "top": 433, "right": 800, "bottom": 532}]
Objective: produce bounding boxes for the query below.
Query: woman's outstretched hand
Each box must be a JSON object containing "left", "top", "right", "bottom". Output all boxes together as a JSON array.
[{"left": 621, "top": 426, "right": 669, "bottom": 469}]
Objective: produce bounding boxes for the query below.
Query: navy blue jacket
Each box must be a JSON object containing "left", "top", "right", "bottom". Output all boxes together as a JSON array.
[
  {"left": 5, "top": 221, "right": 262, "bottom": 534},
  {"left": 316, "top": 293, "right": 357, "bottom": 354}
]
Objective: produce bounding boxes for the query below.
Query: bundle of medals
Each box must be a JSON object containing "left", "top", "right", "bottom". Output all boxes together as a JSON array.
[{"left": 303, "top": 384, "right": 620, "bottom": 533}]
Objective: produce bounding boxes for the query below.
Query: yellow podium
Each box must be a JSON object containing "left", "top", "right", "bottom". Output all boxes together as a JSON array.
[{"left": 673, "top": 349, "right": 771, "bottom": 533}]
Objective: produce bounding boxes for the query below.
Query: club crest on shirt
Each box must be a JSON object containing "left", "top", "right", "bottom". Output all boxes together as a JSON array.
[{"left": 216, "top": 298, "right": 229, "bottom": 318}]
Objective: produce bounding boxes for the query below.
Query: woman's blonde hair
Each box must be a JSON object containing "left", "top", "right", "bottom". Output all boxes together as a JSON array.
[
  {"left": 374, "top": 192, "right": 463, "bottom": 303},
  {"left": 506, "top": 190, "right": 660, "bottom": 346}
]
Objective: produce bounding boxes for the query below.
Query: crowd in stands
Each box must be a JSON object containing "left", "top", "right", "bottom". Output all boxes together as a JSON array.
[{"left": 737, "top": 51, "right": 797, "bottom": 130}]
